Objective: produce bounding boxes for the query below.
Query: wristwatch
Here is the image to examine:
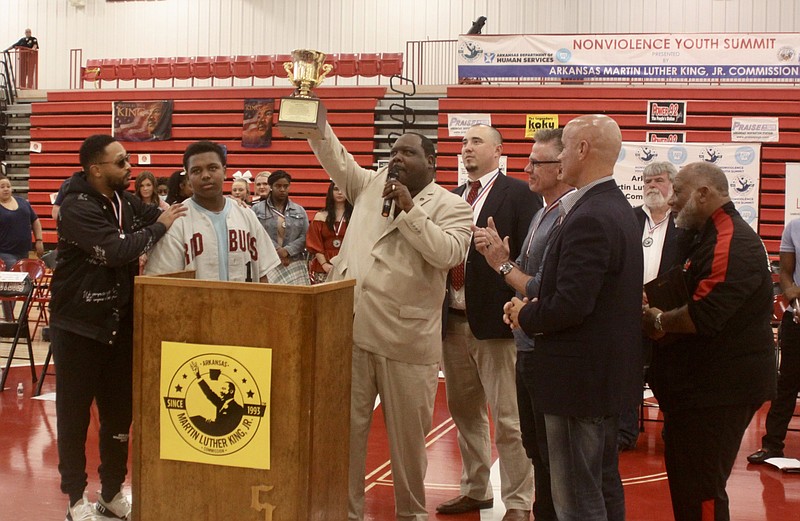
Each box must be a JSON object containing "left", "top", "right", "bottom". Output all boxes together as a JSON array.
[
  {"left": 654, "top": 312, "right": 664, "bottom": 332},
  {"left": 498, "top": 261, "right": 515, "bottom": 277}
]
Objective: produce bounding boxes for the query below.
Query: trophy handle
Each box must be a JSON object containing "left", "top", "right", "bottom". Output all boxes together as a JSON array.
[
  {"left": 317, "top": 63, "right": 333, "bottom": 86},
  {"left": 283, "top": 62, "right": 295, "bottom": 83}
]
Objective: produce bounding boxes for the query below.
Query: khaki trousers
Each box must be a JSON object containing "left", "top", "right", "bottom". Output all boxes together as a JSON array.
[
  {"left": 441, "top": 313, "right": 533, "bottom": 510},
  {"left": 349, "top": 345, "right": 439, "bottom": 521}
]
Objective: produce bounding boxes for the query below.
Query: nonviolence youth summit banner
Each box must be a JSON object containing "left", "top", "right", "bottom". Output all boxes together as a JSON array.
[
  {"left": 458, "top": 33, "right": 800, "bottom": 81},
  {"left": 615, "top": 142, "right": 761, "bottom": 231}
]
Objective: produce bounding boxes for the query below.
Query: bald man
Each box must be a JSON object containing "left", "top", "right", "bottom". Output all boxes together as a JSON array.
[
  {"left": 505, "top": 115, "right": 643, "bottom": 521},
  {"left": 643, "top": 162, "right": 775, "bottom": 521}
]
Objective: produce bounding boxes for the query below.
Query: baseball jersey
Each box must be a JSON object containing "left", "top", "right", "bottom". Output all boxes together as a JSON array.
[{"left": 145, "top": 198, "right": 280, "bottom": 281}]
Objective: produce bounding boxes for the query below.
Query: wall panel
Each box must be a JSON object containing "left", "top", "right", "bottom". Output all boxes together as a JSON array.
[{"left": 0, "top": 0, "right": 797, "bottom": 89}]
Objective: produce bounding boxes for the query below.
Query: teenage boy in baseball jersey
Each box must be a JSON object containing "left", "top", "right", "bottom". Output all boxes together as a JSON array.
[{"left": 145, "top": 141, "right": 280, "bottom": 281}]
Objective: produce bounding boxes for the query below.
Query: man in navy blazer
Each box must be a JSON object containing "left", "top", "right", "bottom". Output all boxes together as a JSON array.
[
  {"left": 437, "top": 124, "right": 541, "bottom": 521},
  {"left": 505, "top": 115, "right": 643, "bottom": 521}
]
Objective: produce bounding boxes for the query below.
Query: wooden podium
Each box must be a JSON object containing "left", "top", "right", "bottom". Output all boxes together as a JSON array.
[{"left": 132, "top": 274, "right": 354, "bottom": 520}]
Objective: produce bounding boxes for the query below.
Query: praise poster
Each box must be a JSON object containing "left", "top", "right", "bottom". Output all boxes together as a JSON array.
[
  {"left": 160, "top": 341, "right": 272, "bottom": 469},
  {"left": 242, "top": 98, "right": 274, "bottom": 148},
  {"left": 112, "top": 100, "right": 173, "bottom": 142}
]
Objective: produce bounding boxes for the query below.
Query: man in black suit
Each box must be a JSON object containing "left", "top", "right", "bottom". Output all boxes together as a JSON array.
[
  {"left": 505, "top": 115, "right": 643, "bottom": 521},
  {"left": 618, "top": 161, "right": 682, "bottom": 451},
  {"left": 437, "top": 124, "right": 541, "bottom": 521}
]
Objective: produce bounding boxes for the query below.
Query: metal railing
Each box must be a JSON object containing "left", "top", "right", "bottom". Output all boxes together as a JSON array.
[{"left": 4, "top": 48, "right": 37, "bottom": 90}]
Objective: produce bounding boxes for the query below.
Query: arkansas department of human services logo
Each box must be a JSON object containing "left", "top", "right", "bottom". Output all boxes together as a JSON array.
[{"left": 163, "top": 353, "right": 266, "bottom": 456}]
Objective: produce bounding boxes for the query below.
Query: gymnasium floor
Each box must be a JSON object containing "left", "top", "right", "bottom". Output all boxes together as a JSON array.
[{"left": 1, "top": 340, "right": 798, "bottom": 520}]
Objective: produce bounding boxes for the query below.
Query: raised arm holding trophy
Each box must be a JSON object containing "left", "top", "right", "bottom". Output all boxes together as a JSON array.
[{"left": 277, "top": 49, "right": 333, "bottom": 139}]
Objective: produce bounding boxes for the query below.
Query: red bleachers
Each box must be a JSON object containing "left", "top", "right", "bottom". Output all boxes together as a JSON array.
[
  {"left": 134, "top": 58, "right": 156, "bottom": 86},
  {"left": 357, "top": 53, "right": 380, "bottom": 78},
  {"left": 233, "top": 55, "right": 254, "bottom": 81},
  {"left": 98, "top": 58, "right": 120, "bottom": 86},
  {"left": 80, "top": 52, "right": 406, "bottom": 88},
  {"left": 379, "top": 52, "right": 403, "bottom": 77},
  {"left": 252, "top": 55, "right": 273, "bottom": 81},
  {"left": 117, "top": 58, "right": 137, "bottom": 85},
  {"left": 190, "top": 56, "right": 213, "bottom": 85},
  {"left": 211, "top": 55, "right": 234, "bottom": 84},
  {"left": 29, "top": 87, "right": 386, "bottom": 243},
  {"left": 153, "top": 57, "right": 174, "bottom": 84}
]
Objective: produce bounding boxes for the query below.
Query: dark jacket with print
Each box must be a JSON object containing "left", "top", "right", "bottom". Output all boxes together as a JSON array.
[{"left": 50, "top": 171, "right": 167, "bottom": 344}]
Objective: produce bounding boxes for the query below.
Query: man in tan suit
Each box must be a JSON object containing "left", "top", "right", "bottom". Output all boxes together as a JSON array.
[{"left": 308, "top": 123, "right": 473, "bottom": 521}]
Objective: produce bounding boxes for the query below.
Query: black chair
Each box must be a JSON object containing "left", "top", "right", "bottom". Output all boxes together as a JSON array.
[{"left": 0, "top": 274, "right": 37, "bottom": 391}]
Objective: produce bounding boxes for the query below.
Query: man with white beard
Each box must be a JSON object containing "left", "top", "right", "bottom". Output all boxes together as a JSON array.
[{"left": 618, "top": 161, "right": 684, "bottom": 451}]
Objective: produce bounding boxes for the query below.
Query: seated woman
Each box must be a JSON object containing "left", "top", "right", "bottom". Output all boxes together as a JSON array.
[
  {"left": 307, "top": 182, "right": 352, "bottom": 284},
  {"left": 252, "top": 170, "right": 309, "bottom": 285},
  {"left": 0, "top": 174, "right": 44, "bottom": 317},
  {"left": 135, "top": 170, "right": 169, "bottom": 211},
  {"left": 165, "top": 169, "right": 192, "bottom": 205}
]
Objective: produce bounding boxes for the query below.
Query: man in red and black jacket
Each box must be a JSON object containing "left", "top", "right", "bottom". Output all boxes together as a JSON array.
[{"left": 643, "top": 161, "right": 775, "bottom": 521}]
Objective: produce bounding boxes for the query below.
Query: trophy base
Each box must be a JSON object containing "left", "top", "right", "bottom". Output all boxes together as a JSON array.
[{"left": 277, "top": 97, "right": 327, "bottom": 139}]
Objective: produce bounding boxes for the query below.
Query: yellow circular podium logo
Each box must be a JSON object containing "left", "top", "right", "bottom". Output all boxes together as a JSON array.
[{"left": 163, "top": 353, "right": 266, "bottom": 456}]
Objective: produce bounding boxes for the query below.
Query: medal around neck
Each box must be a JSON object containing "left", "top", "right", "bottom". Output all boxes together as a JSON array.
[{"left": 277, "top": 49, "right": 332, "bottom": 140}]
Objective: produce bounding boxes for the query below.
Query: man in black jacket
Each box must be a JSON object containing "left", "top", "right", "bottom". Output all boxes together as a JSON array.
[
  {"left": 50, "top": 135, "right": 185, "bottom": 521},
  {"left": 643, "top": 161, "right": 775, "bottom": 521}
]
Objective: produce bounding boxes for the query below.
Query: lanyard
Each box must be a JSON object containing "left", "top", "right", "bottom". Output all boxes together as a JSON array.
[
  {"left": 334, "top": 216, "right": 346, "bottom": 236},
  {"left": 465, "top": 171, "right": 500, "bottom": 209},
  {"left": 110, "top": 192, "right": 124, "bottom": 232},
  {"left": 524, "top": 190, "right": 572, "bottom": 259}
]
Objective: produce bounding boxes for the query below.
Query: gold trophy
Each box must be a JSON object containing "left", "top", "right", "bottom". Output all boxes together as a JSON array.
[{"left": 277, "top": 49, "right": 333, "bottom": 139}]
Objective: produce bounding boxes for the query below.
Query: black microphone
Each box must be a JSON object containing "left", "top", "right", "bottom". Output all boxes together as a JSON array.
[{"left": 381, "top": 165, "right": 400, "bottom": 217}]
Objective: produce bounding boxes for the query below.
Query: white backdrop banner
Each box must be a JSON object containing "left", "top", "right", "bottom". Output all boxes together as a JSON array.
[
  {"left": 458, "top": 33, "right": 800, "bottom": 81},
  {"left": 614, "top": 142, "right": 761, "bottom": 230},
  {"left": 784, "top": 163, "right": 800, "bottom": 225}
]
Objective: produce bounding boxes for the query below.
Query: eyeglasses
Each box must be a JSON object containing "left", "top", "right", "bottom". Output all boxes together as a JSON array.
[
  {"left": 96, "top": 154, "right": 131, "bottom": 169},
  {"left": 529, "top": 159, "right": 560, "bottom": 168}
]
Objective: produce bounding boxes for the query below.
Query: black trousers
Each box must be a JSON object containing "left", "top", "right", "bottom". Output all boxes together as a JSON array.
[
  {"left": 762, "top": 311, "right": 800, "bottom": 451},
  {"left": 516, "top": 350, "right": 558, "bottom": 520},
  {"left": 663, "top": 403, "right": 759, "bottom": 521},
  {"left": 52, "top": 324, "right": 133, "bottom": 500}
]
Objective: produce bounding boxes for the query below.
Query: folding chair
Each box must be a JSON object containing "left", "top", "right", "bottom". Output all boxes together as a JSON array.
[
  {"left": 0, "top": 273, "right": 37, "bottom": 391},
  {"left": 11, "top": 258, "right": 48, "bottom": 340}
]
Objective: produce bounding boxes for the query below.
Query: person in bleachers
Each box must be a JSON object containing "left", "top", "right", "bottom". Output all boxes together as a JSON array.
[
  {"left": 642, "top": 161, "right": 776, "bottom": 521},
  {"left": 49, "top": 135, "right": 186, "bottom": 521},
  {"left": 134, "top": 170, "right": 169, "bottom": 211},
  {"left": 307, "top": 122, "right": 472, "bottom": 521},
  {"left": 230, "top": 176, "right": 252, "bottom": 206},
  {"left": 252, "top": 170, "right": 309, "bottom": 285},
  {"left": 618, "top": 161, "right": 683, "bottom": 452},
  {"left": 145, "top": 141, "right": 279, "bottom": 282},
  {"left": 251, "top": 170, "right": 271, "bottom": 204},
  {"left": 306, "top": 182, "right": 352, "bottom": 284},
  {"left": 0, "top": 173, "right": 44, "bottom": 318},
  {"left": 156, "top": 176, "right": 169, "bottom": 201},
  {"left": 165, "top": 168, "right": 192, "bottom": 205},
  {"left": 51, "top": 178, "right": 70, "bottom": 220},
  {"left": 747, "top": 217, "right": 800, "bottom": 465}
]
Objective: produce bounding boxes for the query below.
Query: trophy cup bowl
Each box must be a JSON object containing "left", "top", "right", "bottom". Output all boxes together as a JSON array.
[{"left": 277, "top": 49, "right": 333, "bottom": 139}]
